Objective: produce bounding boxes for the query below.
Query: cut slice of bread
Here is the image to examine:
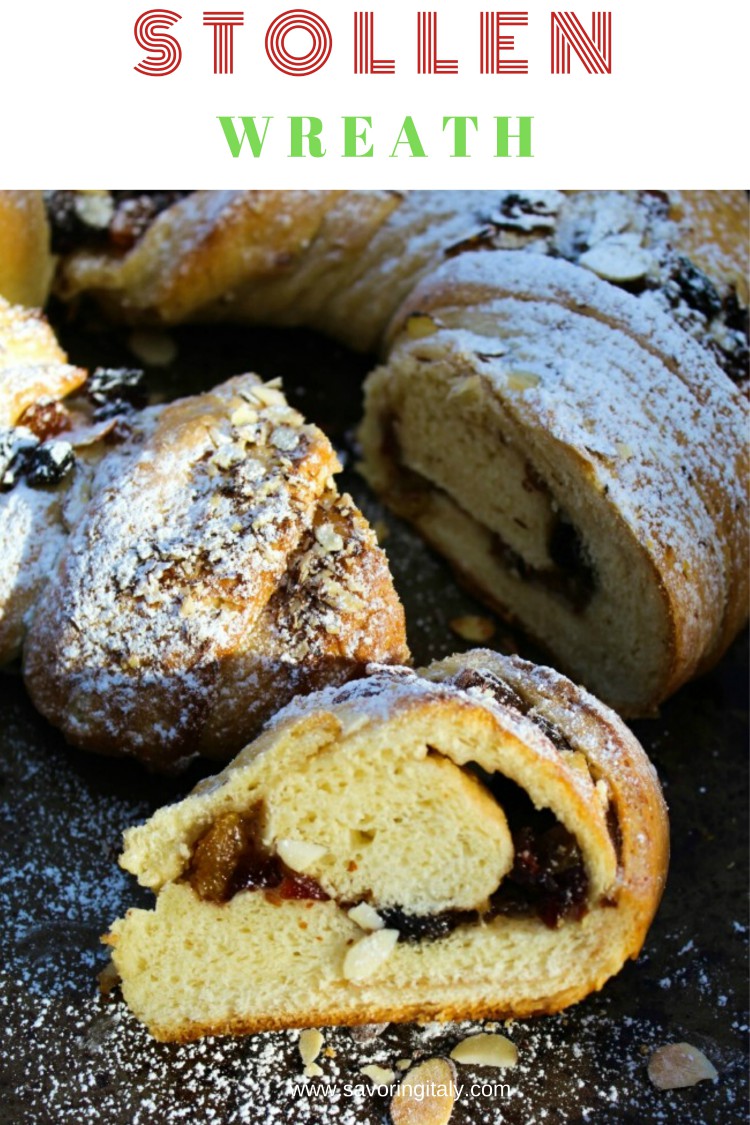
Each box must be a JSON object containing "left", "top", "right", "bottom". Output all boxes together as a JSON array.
[
  {"left": 106, "top": 651, "right": 668, "bottom": 1041},
  {"left": 359, "top": 251, "right": 748, "bottom": 715}
]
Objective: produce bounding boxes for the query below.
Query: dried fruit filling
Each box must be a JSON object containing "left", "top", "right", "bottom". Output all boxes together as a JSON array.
[
  {"left": 381, "top": 411, "right": 597, "bottom": 612},
  {"left": 185, "top": 809, "right": 329, "bottom": 905},
  {"left": 186, "top": 779, "right": 590, "bottom": 934}
]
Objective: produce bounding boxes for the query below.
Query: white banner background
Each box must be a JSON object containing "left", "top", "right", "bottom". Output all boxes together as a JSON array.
[{"left": 0, "top": 0, "right": 746, "bottom": 186}]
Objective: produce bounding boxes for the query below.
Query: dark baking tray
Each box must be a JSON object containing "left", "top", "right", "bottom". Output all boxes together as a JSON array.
[{"left": 2, "top": 313, "right": 747, "bottom": 1125}]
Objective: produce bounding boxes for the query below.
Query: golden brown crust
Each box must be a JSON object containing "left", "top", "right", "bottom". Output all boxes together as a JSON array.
[
  {"left": 22, "top": 373, "right": 408, "bottom": 770},
  {"left": 38, "top": 189, "right": 748, "bottom": 714},
  {"left": 4, "top": 190, "right": 747, "bottom": 734},
  {"left": 136, "top": 991, "right": 601, "bottom": 1044}
]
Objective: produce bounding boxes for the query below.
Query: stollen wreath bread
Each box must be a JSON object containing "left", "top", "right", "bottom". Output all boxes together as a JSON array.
[
  {"left": 0, "top": 298, "right": 408, "bottom": 770},
  {"left": 2, "top": 188, "right": 746, "bottom": 718},
  {"left": 359, "top": 251, "right": 748, "bottom": 715},
  {"left": 105, "top": 650, "right": 669, "bottom": 1041}
]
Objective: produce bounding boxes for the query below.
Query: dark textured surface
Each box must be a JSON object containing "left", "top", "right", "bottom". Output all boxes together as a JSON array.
[{"left": 1, "top": 317, "right": 747, "bottom": 1124}]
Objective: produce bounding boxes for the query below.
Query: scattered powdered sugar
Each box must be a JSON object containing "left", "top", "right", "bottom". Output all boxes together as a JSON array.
[
  {"left": 2, "top": 192, "right": 747, "bottom": 1121},
  {"left": 1, "top": 532, "right": 747, "bottom": 1125}
]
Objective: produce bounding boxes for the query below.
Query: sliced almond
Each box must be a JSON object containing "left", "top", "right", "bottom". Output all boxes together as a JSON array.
[
  {"left": 315, "top": 524, "right": 345, "bottom": 553},
  {"left": 349, "top": 1022, "right": 390, "bottom": 1044},
  {"left": 450, "top": 1032, "right": 518, "bottom": 1069},
  {"left": 230, "top": 404, "right": 258, "bottom": 427},
  {"left": 97, "top": 960, "right": 120, "bottom": 996},
  {"left": 270, "top": 426, "right": 299, "bottom": 452},
  {"left": 449, "top": 615, "right": 495, "bottom": 643},
  {"left": 391, "top": 1057, "right": 457, "bottom": 1125},
  {"left": 595, "top": 778, "right": 610, "bottom": 808},
  {"left": 348, "top": 902, "right": 385, "bottom": 931},
  {"left": 361, "top": 1064, "right": 396, "bottom": 1085},
  {"left": 299, "top": 1028, "right": 324, "bottom": 1067},
  {"left": 75, "top": 191, "right": 114, "bottom": 229},
  {"left": 343, "top": 929, "right": 399, "bottom": 981},
  {"left": 406, "top": 313, "right": 438, "bottom": 339},
  {"left": 648, "top": 1043, "right": 718, "bottom": 1089},
  {"left": 447, "top": 374, "right": 482, "bottom": 400},
  {"left": 506, "top": 370, "right": 541, "bottom": 391},
  {"left": 276, "top": 838, "right": 327, "bottom": 873},
  {"left": 127, "top": 329, "right": 178, "bottom": 367},
  {"left": 212, "top": 444, "right": 243, "bottom": 471},
  {"left": 578, "top": 234, "right": 653, "bottom": 282},
  {"left": 249, "top": 381, "right": 286, "bottom": 408}
]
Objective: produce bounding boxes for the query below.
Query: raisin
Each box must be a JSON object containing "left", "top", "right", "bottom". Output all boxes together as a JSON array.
[
  {"left": 529, "top": 713, "right": 575, "bottom": 755},
  {"left": 444, "top": 227, "right": 498, "bottom": 259},
  {"left": 45, "top": 190, "right": 191, "bottom": 255},
  {"left": 17, "top": 400, "right": 71, "bottom": 441},
  {"left": 378, "top": 906, "right": 476, "bottom": 943},
  {"left": 667, "top": 257, "right": 723, "bottom": 320},
  {"left": 497, "top": 193, "right": 557, "bottom": 222},
  {"left": 45, "top": 191, "right": 103, "bottom": 254},
  {"left": 275, "top": 873, "right": 330, "bottom": 901},
  {"left": 109, "top": 197, "right": 160, "bottom": 251},
  {"left": 86, "top": 368, "right": 147, "bottom": 421},
  {"left": 548, "top": 517, "right": 597, "bottom": 611},
  {"left": 187, "top": 811, "right": 282, "bottom": 902},
  {"left": 24, "top": 441, "right": 75, "bottom": 488},
  {"left": 87, "top": 367, "right": 146, "bottom": 407},
  {"left": 185, "top": 806, "right": 330, "bottom": 904},
  {"left": 499, "top": 823, "right": 588, "bottom": 929},
  {"left": 0, "top": 428, "right": 32, "bottom": 485}
]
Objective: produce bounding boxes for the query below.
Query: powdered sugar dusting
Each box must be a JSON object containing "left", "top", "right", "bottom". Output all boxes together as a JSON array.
[
  {"left": 387, "top": 249, "right": 747, "bottom": 694},
  {"left": 21, "top": 373, "right": 406, "bottom": 769}
]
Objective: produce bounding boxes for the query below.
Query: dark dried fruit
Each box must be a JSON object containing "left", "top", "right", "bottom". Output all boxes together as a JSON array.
[
  {"left": 274, "top": 873, "right": 330, "bottom": 902},
  {"left": 109, "top": 197, "right": 161, "bottom": 251},
  {"left": 45, "top": 190, "right": 191, "bottom": 254},
  {"left": 2, "top": 432, "right": 75, "bottom": 490},
  {"left": 87, "top": 367, "right": 146, "bottom": 406},
  {"left": 378, "top": 906, "right": 476, "bottom": 942},
  {"left": 529, "top": 713, "right": 575, "bottom": 754},
  {"left": 444, "top": 226, "right": 498, "bottom": 258},
  {"left": 25, "top": 441, "right": 75, "bottom": 487},
  {"left": 495, "top": 823, "right": 588, "bottom": 928},
  {"left": 186, "top": 808, "right": 330, "bottom": 904},
  {"left": 667, "top": 257, "right": 723, "bottom": 320},
  {"left": 45, "top": 191, "right": 106, "bottom": 254},
  {"left": 548, "top": 517, "right": 597, "bottom": 611},
  {"left": 86, "top": 368, "right": 147, "bottom": 421},
  {"left": 498, "top": 192, "right": 558, "bottom": 223},
  {"left": 0, "top": 427, "right": 28, "bottom": 483},
  {"left": 187, "top": 811, "right": 281, "bottom": 902}
]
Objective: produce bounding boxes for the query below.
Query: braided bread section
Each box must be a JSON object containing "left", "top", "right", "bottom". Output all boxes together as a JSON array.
[
  {"left": 360, "top": 252, "right": 748, "bottom": 714},
  {"left": 23, "top": 373, "right": 408, "bottom": 770}
]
